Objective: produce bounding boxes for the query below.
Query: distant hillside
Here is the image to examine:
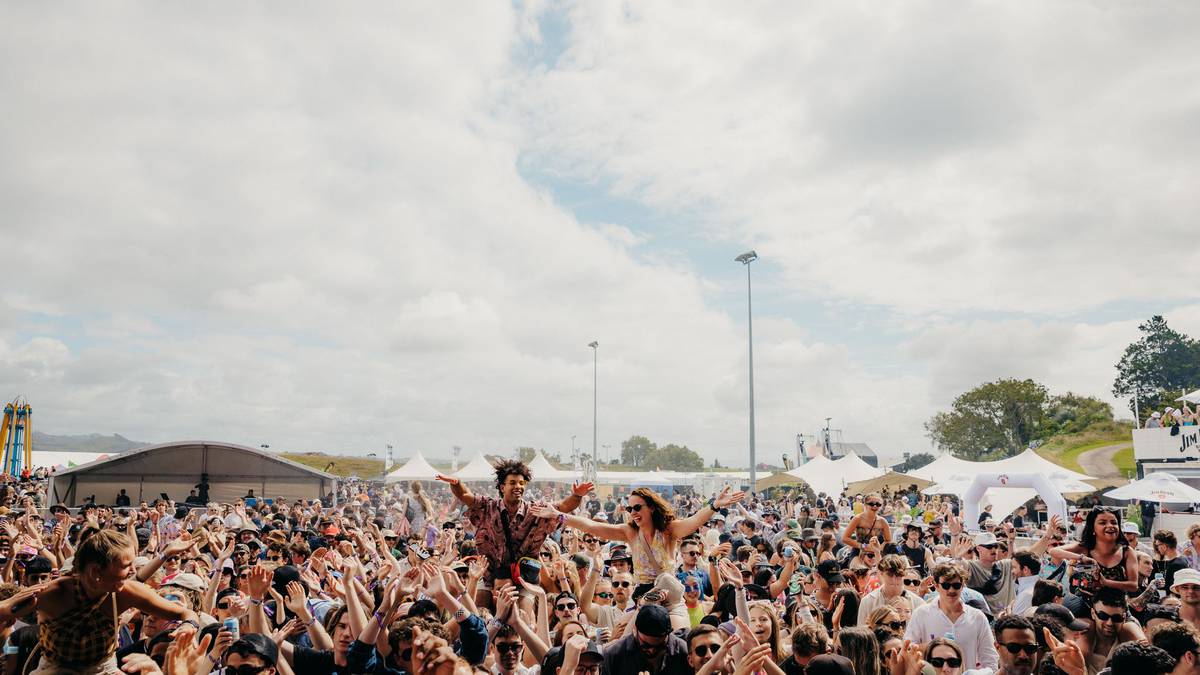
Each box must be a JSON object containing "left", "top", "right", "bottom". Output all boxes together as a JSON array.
[{"left": 31, "top": 432, "right": 146, "bottom": 454}]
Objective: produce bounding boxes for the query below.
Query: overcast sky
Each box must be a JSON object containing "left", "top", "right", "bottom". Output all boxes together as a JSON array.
[{"left": 2, "top": 2, "right": 1199, "bottom": 466}]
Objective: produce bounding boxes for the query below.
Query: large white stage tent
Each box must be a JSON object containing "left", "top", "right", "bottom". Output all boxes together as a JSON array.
[
  {"left": 452, "top": 452, "right": 497, "bottom": 482},
  {"left": 782, "top": 452, "right": 884, "bottom": 498},
  {"left": 527, "top": 452, "right": 580, "bottom": 483}
]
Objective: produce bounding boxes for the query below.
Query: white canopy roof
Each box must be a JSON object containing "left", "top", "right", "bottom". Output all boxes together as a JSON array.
[
  {"left": 47, "top": 441, "right": 336, "bottom": 506},
  {"left": 1105, "top": 472, "right": 1200, "bottom": 503},
  {"left": 834, "top": 452, "right": 886, "bottom": 483},
  {"left": 785, "top": 454, "right": 843, "bottom": 497},
  {"left": 912, "top": 449, "right": 1093, "bottom": 485},
  {"left": 452, "top": 452, "right": 496, "bottom": 482},
  {"left": 35, "top": 451, "right": 110, "bottom": 470},
  {"left": 527, "top": 452, "right": 580, "bottom": 483},
  {"left": 384, "top": 451, "right": 442, "bottom": 483}
]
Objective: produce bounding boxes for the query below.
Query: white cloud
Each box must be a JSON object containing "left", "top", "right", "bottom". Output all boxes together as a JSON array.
[{"left": 1, "top": 3, "right": 1196, "bottom": 469}]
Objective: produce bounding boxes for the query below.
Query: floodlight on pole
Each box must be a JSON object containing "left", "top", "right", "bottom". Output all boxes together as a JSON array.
[
  {"left": 735, "top": 250, "right": 758, "bottom": 493},
  {"left": 589, "top": 341, "right": 599, "bottom": 483}
]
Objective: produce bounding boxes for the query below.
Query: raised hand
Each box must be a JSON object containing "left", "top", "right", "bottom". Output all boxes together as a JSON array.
[
  {"left": 733, "top": 643, "right": 772, "bottom": 675},
  {"left": 527, "top": 503, "right": 561, "bottom": 520},
  {"left": 734, "top": 617, "right": 758, "bottom": 647},
  {"left": 120, "top": 653, "right": 164, "bottom": 674},
  {"left": 163, "top": 625, "right": 212, "bottom": 675},
  {"left": 244, "top": 565, "right": 272, "bottom": 600},
  {"left": 272, "top": 618, "right": 306, "bottom": 644},
  {"left": 434, "top": 474, "right": 461, "bottom": 486},
  {"left": 713, "top": 486, "right": 747, "bottom": 509},
  {"left": 283, "top": 581, "right": 310, "bottom": 616},
  {"left": 162, "top": 533, "right": 195, "bottom": 557},
  {"left": 496, "top": 586, "right": 520, "bottom": 624},
  {"left": 0, "top": 584, "right": 42, "bottom": 623},
  {"left": 718, "top": 559, "right": 744, "bottom": 588},
  {"left": 831, "top": 594, "right": 846, "bottom": 628},
  {"left": 1044, "top": 626, "right": 1086, "bottom": 675},
  {"left": 572, "top": 482, "right": 594, "bottom": 497}
]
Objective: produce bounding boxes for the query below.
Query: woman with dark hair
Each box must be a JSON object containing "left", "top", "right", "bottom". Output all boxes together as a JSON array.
[
  {"left": 532, "top": 486, "right": 745, "bottom": 592},
  {"left": 1050, "top": 507, "right": 1139, "bottom": 594},
  {"left": 923, "top": 638, "right": 964, "bottom": 675}
]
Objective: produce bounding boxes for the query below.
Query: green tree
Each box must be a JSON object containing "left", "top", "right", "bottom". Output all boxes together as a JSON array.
[
  {"left": 644, "top": 443, "right": 705, "bottom": 472},
  {"left": 925, "top": 378, "right": 1050, "bottom": 460},
  {"left": 894, "top": 452, "right": 936, "bottom": 473},
  {"left": 1043, "top": 393, "right": 1113, "bottom": 436},
  {"left": 1112, "top": 315, "right": 1200, "bottom": 420},
  {"left": 621, "top": 435, "right": 656, "bottom": 468},
  {"left": 712, "top": 458, "right": 723, "bottom": 469}
]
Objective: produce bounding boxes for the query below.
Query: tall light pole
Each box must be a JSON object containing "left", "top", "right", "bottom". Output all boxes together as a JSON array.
[
  {"left": 589, "top": 341, "right": 599, "bottom": 477},
  {"left": 735, "top": 250, "right": 758, "bottom": 494}
]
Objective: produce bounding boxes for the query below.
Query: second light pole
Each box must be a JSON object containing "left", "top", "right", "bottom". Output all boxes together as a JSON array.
[
  {"left": 588, "top": 341, "right": 599, "bottom": 482},
  {"left": 735, "top": 250, "right": 758, "bottom": 494}
]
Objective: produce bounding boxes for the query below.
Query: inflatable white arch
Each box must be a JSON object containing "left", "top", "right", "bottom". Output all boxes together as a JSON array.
[{"left": 962, "top": 473, "right": 1068, "bottom": 529}]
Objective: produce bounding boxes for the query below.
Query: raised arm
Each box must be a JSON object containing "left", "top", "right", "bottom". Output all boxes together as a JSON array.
[
  {"left": 527, "top": 504, "right": 631, "bottom": 542},
  {"left": 554, "top": 482, "right": 594, "bottom": 514},
  {"left": 669, "top": 487, "right": 745, "bottom": 540},
  {"left": 435, "top": 474, "right": 476, "bottom": 509}
]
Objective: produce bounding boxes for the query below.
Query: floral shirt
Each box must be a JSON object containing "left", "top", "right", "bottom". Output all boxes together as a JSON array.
[{"left": 466, "top": 496, "right": 559, "bottom": 582}]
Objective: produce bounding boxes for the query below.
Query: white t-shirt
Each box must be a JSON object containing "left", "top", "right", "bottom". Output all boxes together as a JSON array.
[{"left": 904, "top": 602, "right": 998, "bottom": 671}]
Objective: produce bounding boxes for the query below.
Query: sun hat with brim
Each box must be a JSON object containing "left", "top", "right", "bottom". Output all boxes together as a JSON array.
[
  {"left": 1121, "top": 522, "right": 1139, "bottom": 534},
  {"left": 1171, "top": 568, "right": 1200, "bottom": 590},
  {"left": 973, "top": 532, "right": 998, "bottom": 546}
]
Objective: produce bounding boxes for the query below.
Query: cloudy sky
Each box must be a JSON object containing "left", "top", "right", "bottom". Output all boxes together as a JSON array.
[{"left": 2, "top": 2, "right": 1199, "bottom": 467}]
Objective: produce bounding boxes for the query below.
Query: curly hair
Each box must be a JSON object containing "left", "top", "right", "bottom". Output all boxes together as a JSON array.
[
  {"left": 1108, "top": 642, "right": 1176, "bottom": 675},
  {"left": 390, "top": 616, "right": 446, "bottom": 654},
  {"left": 628, "top": 487, "right": 675, "bottom": 532},
  {"left": 791, "top": 622, "right": 830, "bottom": 658},
  {"left": 494, "top": 459, "right": 532, "bottom": 494}
]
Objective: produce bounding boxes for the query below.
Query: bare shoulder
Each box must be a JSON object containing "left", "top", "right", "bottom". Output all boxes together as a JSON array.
[{"left": 35, "top": 576, "right": 77, "bottom": 616}]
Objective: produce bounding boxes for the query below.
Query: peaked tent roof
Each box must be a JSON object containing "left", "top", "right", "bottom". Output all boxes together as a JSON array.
[
  {"left": 385, "top": 451, "right": 441, "bottom": 483},
  {"left": 786, "top": 454, "right": 844, "bottom": 497},
  {"left": 528, "top": 452, "right": 580, "bottom": 483},
  {"left": 994, "top": 449, "right": 1094, "bottom": 482},
  {"left": 834, "top": 452, "right": 886, "bottom": 482},
  {"left": 452, "top": 452, "right": 497, "bottom": 482}
]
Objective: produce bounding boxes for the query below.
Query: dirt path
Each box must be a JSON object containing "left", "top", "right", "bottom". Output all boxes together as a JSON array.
[{"left": 1077, "top": 443, "right": 1130, "bottom": 479}]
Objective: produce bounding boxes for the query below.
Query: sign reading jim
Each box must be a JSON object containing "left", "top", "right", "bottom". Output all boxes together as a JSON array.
[{"left": 1133, "top": 426, "right": 1200, "bottom": 462}]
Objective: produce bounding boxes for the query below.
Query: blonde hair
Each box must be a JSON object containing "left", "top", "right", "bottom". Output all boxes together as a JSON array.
[
  {"left": 748, "top": 600, "right": 784, "bottom": 662},
  {"left": 74, "top": 529, "right": 133, "bottom": 574}
]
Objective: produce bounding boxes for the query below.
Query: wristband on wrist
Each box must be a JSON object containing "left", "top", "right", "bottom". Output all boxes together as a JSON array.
[{"left": 249, "top": 598, "right": 263, "bottom": 605}]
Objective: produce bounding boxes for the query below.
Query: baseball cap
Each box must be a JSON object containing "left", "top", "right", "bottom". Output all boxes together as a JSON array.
[
  {"left": 164, "top": 573, "right": 207, "bottom": 593},
  {"left": 973, "top": 531, "right": 998, "bottom": 547},
  {"left": 1171, "top": 568, "right": 1200, "bottom": 591},
  {"left": 1121, "top": 522, "right": 1139, "bottom": 534},
  {"left": 801, "top": 528, "right": 819, "bottom": 541},
  {"left": 634, "top": 605, "right": 672, "bottom": 637},
  {"left": 786, "top": 518, "right": 799, "bottom": 528},
  {"left": 229, "top": 634, "right": 277, "bottom": 666},
  {"left": 1035, "top": 603, "right": 1089, "bottom": 631},
  {"left": 816, "top": 560, "right": 845, "bottom": 584},
  {"left": 806, "top": 655, "right": 855, "bottom": 675}
]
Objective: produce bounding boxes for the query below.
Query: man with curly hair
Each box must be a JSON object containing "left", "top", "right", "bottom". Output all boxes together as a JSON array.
[{"left": 437, "top": 459, "right": 593, "bottom": 584}]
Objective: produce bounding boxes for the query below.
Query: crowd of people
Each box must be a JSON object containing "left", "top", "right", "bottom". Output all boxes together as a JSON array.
[
  {"left": 0, "top": 458, "right": 1198, "bottom": 675},
  {"left": 1143, "top": 404, "right": 1198, "bottom": 428}
]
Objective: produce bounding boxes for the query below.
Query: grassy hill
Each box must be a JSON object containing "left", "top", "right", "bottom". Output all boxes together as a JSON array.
[
  {"left": 32, "top": 432, "right": 146, "bottom": 454},
  {"left": 1035, "top": 421, "right": 1133, "bottom": 474},
  {"left": 281, "top": 453, "right": 388, "bottom": 477}
]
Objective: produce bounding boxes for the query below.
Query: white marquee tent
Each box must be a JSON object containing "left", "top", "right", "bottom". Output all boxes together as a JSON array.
[
  {"left": 384, "top": 451, "right": 442, "bottom": 483},
  {"left": 47, "top": 441, "right": 336, "bottom": 506},
  {"left": 452, "top": 452, "right": 496, "bottom": 482},
  {"left": 528, "top": 452, "right": 580, "bottom": 483}
]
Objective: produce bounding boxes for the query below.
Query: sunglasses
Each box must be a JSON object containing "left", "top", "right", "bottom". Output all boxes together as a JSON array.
[
  {"left": 867, "top": 502, "right": 882, "bottom": 508},
  {"left": 999, "top": 643, "right": 1039, "bottom": 656},
  {"left": 883, "top": 620, "right": 906, "bottom": 631},
  {"left": 629, "top": 504, "right": 645, "bottom": 513},
  {"left": 540, "top": 552, "right": 554, "bottom": 559},
  {"left": 637, "top": 636, "right": 666, "bottom": 653},
  {"left": 978, "top": 544, "right": 998, "bottom": 550},
  {"left": 683, "top": 550, "right": 701, "bottom": 557},
  {"left": 612, "top": 581, "right": 632, "bottom": 588},
  {"left": 556, "top": 602, "right": 577, "bottom": 611},
  {"left": 594, "top": 592, "right": 613, "bottom": 599},
  {"left": 583, "top": 537, "right": 597, "bottom": 544},
  {"left": 496, "top": 642, "right": 523, "bottom": 654},
  {"left": 863, "top": 552, "right": 877, "bottom": 559},
  {"left": 1094, "top": 609, "right": 1125, "bottom": 624},
  {"left": 228, "top": 666, "right": 269, "bottom": 675},
  {"left": 929, "top": 657, "right": 962, "bottom": 668},
  {"left": 939, "top": 582, "right": 963, "bottom": 591},
  {"left": 903, "top": 579, "right": 921, "bottom": 587},
  {"left": 216, "top": 602, "right": 231, "bottom": 610},
  {"left": 692, "top": 644, "right": 720, "bottom": 657},
  {"left": 163, "top": 594, "right": 184, "bottom": 603}
]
